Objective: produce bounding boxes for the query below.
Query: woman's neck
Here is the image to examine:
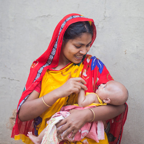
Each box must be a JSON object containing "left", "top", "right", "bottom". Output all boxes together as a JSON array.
[
  {"left": 53, "top": 60, "right": 71, "bottom": 71},
  {"left": 53, "top": 52, "right": 71, "bottom": 70},
  {"left": 52, "top": 64, "right": 67, "bottom": 70}
]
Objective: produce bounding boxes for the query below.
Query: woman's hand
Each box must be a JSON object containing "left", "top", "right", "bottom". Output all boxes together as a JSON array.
[
  {"left": 56, "top": 104, "right": 126, "bottom": 140},
  {"left": 56, "top": 109, "right": 92, "bottom": 140},
  {"left": 57, "top": 77, "right": 87, "bottom": 98}
]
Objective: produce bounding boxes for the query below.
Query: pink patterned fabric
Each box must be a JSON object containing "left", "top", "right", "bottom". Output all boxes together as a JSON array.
[
  {"left": 42, "top": 105, "right": 104, "bottom": 143},
  {"left": 61, "top": 105, "right": 105, "bottom": 142}
]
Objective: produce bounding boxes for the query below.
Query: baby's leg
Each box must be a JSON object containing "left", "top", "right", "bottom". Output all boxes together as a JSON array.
[{"left": 27, "top": 130, "right": 45, "bottom": 144}]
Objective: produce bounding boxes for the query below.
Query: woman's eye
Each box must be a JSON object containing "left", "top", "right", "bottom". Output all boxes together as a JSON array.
[
  {"left": 75, "top": 45, "right": 81, "bottom": 48},
  {"left": 86, "top": 44, "right": 90, "bottom": 47}
]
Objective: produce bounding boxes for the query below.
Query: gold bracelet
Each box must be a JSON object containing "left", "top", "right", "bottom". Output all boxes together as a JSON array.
[
  {"left": 89, "top": 108, "right": 95, "bottom": 122},
  {"left": 42, "top": 97, "right": 51, "bottom": 107}
]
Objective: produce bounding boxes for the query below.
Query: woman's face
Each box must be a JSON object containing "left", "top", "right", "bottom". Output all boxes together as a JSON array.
[{"left": 61, "top": 33, "right": 92, "bottom": 64}]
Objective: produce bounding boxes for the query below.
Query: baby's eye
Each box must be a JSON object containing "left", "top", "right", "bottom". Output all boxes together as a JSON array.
[{"left": 103, "top": 84, "right": 106, "bottom": 88}]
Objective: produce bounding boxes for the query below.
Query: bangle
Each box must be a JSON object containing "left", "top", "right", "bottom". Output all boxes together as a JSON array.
[
  {"left": 89, "top": 108, "right": 95, "bottom": 122},
  {"left": 42, "top": 97, "right": 51, "bottom": 107}
]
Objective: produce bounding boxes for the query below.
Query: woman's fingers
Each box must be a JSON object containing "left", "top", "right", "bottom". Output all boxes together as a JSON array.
[
  {"left": 56, "top": 119, "right": 66, "bottom": 129},
  {"left": 57, "top": 121, "right": 78, "bottom": 140},
  {"left": 57, "top": 120, "right": 70, "bottom": 136},
  {"left": 72, "top": 88, "right": 80, "bottom": 94},
  {"left": 56, "top": 117, "right": 78, "bottom": 139},
  {"left": 58, "top": 77, "right": 87, "bottom": 97},
  {"left": 79, "top": 82, "right": 87, "bottom": 90},
  {"left": 74, "top": 81, "right": 87, "bottom": 91},
  {"left": 62, "top": 128, "right": 78, "bottom": 140},
  {"left": 70, "top": 130, "right": 77, "bottom": 139},
  {"left": 60, "top": 125, "right": 73, "bottom": 139},
  {"left": 73, "top": 77, "right": 86, "bottom": 84}
]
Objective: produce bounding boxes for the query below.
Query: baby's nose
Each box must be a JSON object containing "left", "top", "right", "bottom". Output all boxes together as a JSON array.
[{"left": 100, "top": 84, "right": 104, "bottom": 87}]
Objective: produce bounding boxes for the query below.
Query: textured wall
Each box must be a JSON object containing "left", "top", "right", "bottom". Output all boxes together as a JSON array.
[{"left": 0, "top": 0, "right": 144, "bottom": 143}]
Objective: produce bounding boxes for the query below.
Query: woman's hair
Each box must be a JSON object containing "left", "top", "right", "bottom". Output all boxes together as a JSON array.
[{"left": 63, "top": 21, "right": 93, "bottom": 41}]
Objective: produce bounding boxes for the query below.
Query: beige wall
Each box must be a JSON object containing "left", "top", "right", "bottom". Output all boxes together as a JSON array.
[{"left": 0, "top": 0, "right": 144, "bottom": 143}]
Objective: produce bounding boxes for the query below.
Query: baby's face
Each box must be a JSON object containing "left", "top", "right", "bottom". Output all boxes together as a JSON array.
[{"left": 96, "top": 83, "right": 111, "bottom": 100}]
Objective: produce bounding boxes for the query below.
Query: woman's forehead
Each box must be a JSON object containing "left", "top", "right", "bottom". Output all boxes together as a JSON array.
[{"left": 71, "top": 33, "right": 92, "bottom": 43}]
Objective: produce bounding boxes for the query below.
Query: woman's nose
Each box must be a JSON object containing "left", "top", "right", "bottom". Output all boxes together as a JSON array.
[{"left": 80, "top": 47, "right": 87, "bottom": 55}]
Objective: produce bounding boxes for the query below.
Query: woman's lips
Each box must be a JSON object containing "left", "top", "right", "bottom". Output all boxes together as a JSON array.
[{"left": 75, "top": 56, "right": 83, "bottom": 60}]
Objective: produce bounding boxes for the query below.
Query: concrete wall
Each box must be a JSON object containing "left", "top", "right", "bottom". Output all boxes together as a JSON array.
[{"left": 0, "top": 0, "right": 144, "bottom": 143}]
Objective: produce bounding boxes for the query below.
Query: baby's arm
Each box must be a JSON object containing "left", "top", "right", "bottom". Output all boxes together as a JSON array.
[{"left": 78, "top": 89, "right": 98, "bottom": 107}]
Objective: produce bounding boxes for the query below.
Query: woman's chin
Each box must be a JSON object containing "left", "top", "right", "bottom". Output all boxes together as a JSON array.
[
  {"left": 73, "top": 58, "right": 83, "bottom": 64},
  {"left": 73, "top": 60, "right": 82, "bottom": 64}
]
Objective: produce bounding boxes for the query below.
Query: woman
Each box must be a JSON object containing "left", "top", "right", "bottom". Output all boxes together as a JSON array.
[{"left": 11, "top": 13, "right": 128, "bottom": 144}]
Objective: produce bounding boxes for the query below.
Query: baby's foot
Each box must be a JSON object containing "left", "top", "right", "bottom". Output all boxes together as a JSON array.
[{"left": 27, "top": 132, "right": 41, "bottom": 144}]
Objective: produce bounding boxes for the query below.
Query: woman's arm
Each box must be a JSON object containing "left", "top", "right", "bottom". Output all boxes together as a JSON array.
[
  {"left": 18, "top": 89, "right": 60, "bottom": 121},
  {"left": 89, "top": 104, "right": 125, "bottom": 121},
  {"left": 57, "top": 104, "right": 125, "bottom": 139},
  {"left": 19, "top": 77, "right": 87, "bottom": 121}
]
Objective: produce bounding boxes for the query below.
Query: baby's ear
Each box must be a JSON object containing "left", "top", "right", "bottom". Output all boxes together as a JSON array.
[{"left": 103, "top": 98, "right": 111, "bottom": 104}]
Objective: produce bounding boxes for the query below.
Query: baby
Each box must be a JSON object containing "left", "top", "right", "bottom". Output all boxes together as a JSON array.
[
  {"left": 27, "top": 80, "right": 128, "bottom": 144},
  {"left": 78, "top": 80, "right": 128, "bottom": 107}
]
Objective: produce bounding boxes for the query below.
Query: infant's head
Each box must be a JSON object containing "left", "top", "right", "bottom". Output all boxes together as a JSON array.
[{"left": 96, "top": 81, "right": 128, "bottom": 105}]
